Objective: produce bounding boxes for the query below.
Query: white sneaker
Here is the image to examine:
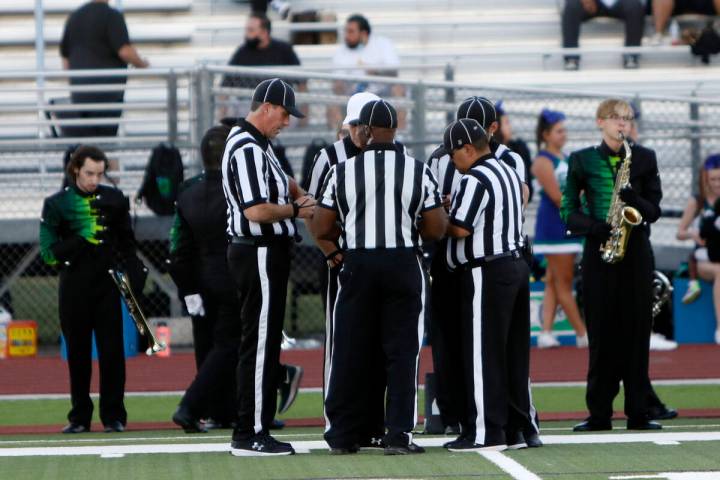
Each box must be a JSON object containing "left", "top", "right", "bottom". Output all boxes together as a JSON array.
[
  {"left": 649, "top": 333, "right": 678, "bottom": 351},
  {"left": 537, "top": 332, "right": 560, "bottom": 349},
  {"left": 270, "top": 0, "right": 291, "bottom": 19},
  {"left": 648, "top": 32, "right": 669, "bottom": 46},
  {"left": 575, "top": 334, "right": 588, "bottom": 348}
]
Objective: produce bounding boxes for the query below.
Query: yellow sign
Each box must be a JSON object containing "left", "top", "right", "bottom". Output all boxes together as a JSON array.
[{"left": 7, "top": 321, "right": 37, "bottom": 357}]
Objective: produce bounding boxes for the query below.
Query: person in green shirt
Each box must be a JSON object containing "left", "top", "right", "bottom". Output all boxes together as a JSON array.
[
  {"left": 560, "top": 98, "right": 663, "bottom": 432},
  {"left": 40, "top": 145, "right": 144, "bottom": 434}
]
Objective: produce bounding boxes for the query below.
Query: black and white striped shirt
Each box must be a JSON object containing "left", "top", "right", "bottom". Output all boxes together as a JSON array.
[
  {"left": 447, "top": 153, "right": 524, "bottom": 268},
  {"left": 427, "top": 141, "right": 527, "bottom": 199},
  {"left": 319, "top": 143, "right": 441, "bottom": 250},
  {"left": 303, "top": 136, "right": 361, "bottom": 200},
  {"left": 221, "top": 119, "right": 296, "bottom": 238}
]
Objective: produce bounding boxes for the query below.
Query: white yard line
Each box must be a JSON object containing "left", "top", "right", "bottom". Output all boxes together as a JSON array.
[
  {"left": 1, "top": 431, "right": 720, "bottom": 457},
  {"left": 479, "top": 451, "right": 542, "bottom": 480}
]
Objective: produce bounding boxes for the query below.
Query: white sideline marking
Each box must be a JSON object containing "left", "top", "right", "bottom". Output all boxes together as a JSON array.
[
  {"left": 0, "top": 433, "right": 322, "bottom": 446},
  {"left": 100, "top": 453, "right": 125, "bottom": 458},
  {"left": 654, "top": 440, "right": 680, "bottom": 445},
  {"left": 480, "top": 451, "right": 542, "bottom": 480},
  {"left": 1, "top": 431, "right": 720, "bottom": 458},
  {"left": 3, "top": 379, "right": 720, "bottom": 400}
]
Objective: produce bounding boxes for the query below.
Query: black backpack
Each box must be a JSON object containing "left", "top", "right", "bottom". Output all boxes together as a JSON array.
[
  {"left": 137, "top": 143, "right": 184, "bottom": 216},
  {"left": 690, "top": 21, "right": 720, "bottom": 64}
]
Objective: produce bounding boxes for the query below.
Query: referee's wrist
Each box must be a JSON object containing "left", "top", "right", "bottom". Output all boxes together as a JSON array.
[{"left": 290, "top": 202, "right": 299, "bottom": 218}]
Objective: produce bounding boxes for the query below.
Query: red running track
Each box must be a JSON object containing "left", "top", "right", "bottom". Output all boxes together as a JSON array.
[{"left": 1, "top": 345, "right": 719, "bottom": 395}]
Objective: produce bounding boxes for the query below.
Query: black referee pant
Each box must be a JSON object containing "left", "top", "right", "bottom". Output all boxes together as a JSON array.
[
  {"left": 460, "top": 254, "right": 536, "bottom": 446},
  {"left": 581, "top": 232, "right": 654, "bottom": 423},
  {"left": 322, "top": 263, "right": 386, "bottom": 443},
  {"left": 324, "top": 249, "right": 425, "bottom": 448},
  {"left": 179, "top": 284, "right": 241, "bottom": 423},
  {"left": 228, "top": 239, "right": 291, "bottom": 439},
  {"left": 59, "top": 260, "right": 126, "bottom": 428},
  {"left": 429, "top": 246, "right": 466, "bottom": 430}
]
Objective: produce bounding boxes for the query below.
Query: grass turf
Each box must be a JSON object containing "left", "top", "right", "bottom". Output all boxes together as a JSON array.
[{"left": 2, "top": 384, "right": 719, "bottom": 427}]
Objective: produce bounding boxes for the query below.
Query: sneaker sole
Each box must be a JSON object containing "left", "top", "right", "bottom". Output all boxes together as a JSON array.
[
  {"left": 448, "top": 444, "right": 507, "bottom": 452},
  {"left": 507, "top": 442, "right": 528, "bottom": 450},
  {"left": 230, "top": 448, "right": 294, "bottom": 457},
  {"left": 278, "top": 367, "right": 304, "bottom": 414}
]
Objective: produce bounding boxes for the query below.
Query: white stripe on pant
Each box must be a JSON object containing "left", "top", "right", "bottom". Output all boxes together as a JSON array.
[
  {"left": 471, "top": 267, "right": 486, "bottom": 445},
  {"left": 253, "top": 247, "right": 269, "bottom": 434}
]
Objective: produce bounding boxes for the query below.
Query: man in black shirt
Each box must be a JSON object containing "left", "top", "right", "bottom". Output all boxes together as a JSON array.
[
  {"left": 220, "top": 13, "right": 303, "bottom": 119},
  {"left": 60, "top": 0, "right": 148, "bottom": 137}
]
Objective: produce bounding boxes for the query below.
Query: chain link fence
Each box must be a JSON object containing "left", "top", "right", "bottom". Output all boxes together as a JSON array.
[{"left": 2, "top": 65, "right": 720, "bottom": 346}]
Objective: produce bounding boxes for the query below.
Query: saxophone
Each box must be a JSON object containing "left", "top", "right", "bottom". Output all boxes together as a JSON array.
[{"left": 599, "top": 133, "right": 643, "bottom": 264}]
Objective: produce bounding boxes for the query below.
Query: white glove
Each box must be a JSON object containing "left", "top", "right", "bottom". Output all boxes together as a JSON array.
[{"left": 184, "top": 294, "right": 205, "bottom": 317}]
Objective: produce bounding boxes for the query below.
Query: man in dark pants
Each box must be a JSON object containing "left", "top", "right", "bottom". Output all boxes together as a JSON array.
[
  {"left": 40, "top": 145, "right": 144, "bottom": 433},
  {"left": 313, "top": 99, "right": 447, "bottom": 455},
  {"left": 169, "top": 125, "right": 303, "bottom": 433},
  {"left": 223, "top": 79, "right": 315, "bottom": 456},
  {"left": 561, "top": 0, "right": 645, "bottom": 70},
  {"left": 561, "top": 99, "right": 663, "bottom": 432},
  {"left": 303, "top": 91, "right": 387, "bottom": 448},
  {"left": 443, "top": 119, "right": 535, "bottom": 452},
  {"left": 60, "top": 0, "right": 148, "bottom": 137}
]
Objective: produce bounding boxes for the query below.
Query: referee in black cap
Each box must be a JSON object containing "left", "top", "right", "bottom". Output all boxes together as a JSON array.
[
  {"left": 223, "top": 78, "right": 315, "bottom": 456},
  {"left": 442, "top": 118, "right": 537, "bottom": 452},
  {"left": 426, "top": 95, "right": 534, "bottom": 438},
  {"left": 313, "top": 99, "right": 448, "bottom": 455}
]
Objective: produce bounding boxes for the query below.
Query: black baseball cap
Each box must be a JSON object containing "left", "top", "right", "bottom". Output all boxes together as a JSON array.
[
  {"left": 252, "top": 78, "right": 305, "bottom": 118},
  {"left": 456, "top": 96, "right": 496, "bottom": 129},
  {"left": 358, "top": 99, "right": 398, "bottom": 129},
  {"left": 443, "top": 118, "right": 487, "bottom": 152}
]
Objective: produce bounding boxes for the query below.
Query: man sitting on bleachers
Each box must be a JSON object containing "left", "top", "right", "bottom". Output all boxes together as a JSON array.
[{"left": 562, "top": 0, "right": 646, "bottom": 70}]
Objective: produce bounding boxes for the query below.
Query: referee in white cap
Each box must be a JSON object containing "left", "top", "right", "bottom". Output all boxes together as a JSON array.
[
  {"left": 304, "top": 91, "right": 390, "bottom": 449},
  {"left": 223, "top": 78, "right": 316, "bottom": 456},
  {"left": 442, "top": 118, "right": 537, "bottom": 452},
  {"left": 313, "top": 99, "right": 447, "bottom": 455}
]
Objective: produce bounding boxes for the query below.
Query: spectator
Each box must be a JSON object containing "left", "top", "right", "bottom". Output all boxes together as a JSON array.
[
  {"left": 531, "top": 109, "right": 587, "bottom": 348},
  {"left": 494, "top": 100, "right": 534, "bottom": 202},
  {"left": 562, "top": 0, "right": 645, "bottom": 70},
  {"left": 60, "top": 0, "right": 148, "bottom": 137},
  {"left": 219, "top": 13, "right": 302, "bottom": 119},
  {"left": 329, "top": 14, "right": 403, "bottom": 127},
  {"left": 678, "top": 154, "right": 720, "bottom": 344},
  {"left": 651, "top": 0, "right": 719, "bottom": 45}
]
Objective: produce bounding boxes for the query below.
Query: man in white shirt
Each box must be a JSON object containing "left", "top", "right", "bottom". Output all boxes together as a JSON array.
[{"left": 328, "top": 15, "right": 404, "bottom": 127}]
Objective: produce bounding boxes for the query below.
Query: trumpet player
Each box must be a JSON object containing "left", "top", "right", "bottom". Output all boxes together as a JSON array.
[
  {"left": 560, "top": 99, "right": 663, "bottom": 432},
  {"left": 40, "top": 145, "right": 146, "bottom": 434}
]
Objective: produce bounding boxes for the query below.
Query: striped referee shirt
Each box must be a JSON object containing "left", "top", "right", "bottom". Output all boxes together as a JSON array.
[
  {"left": 427, "top": 140, "right": 527, "bottom": 199},
  {"left": 221, "top": 119, "right": 296, "bottom": 238},
  {"left": 447, "top": 153, "right": 524, "bottom": 268},
  {"left": 319, "top": 143, "right": 441, "bottom": 250},
  {"left": 304, "top": 137, "right": 409, "bottom": 200}
]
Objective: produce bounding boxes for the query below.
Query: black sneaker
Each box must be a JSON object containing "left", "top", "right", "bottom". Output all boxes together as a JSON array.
[
  {"left": 269, "top": 418, "right": 285, "bottom": 430},
  {"left": 524, "top": 430, "right": 543, "bottom": 448},
  {"left": 506, "top": 430, "right": 527, "bottom": 450},
  {"left": 564, "top": 56, "right": 580, "bottom": 71},
  {"left": 203, "top": 418, "right": 236, "bottom": 430},
  {"left": 172, "top": 406, "right": 208, "bottom": 433},
  {"left": 278, "top": 365, "right": 303, "bottom": 414},
  {"left": 648, "top": 406, "right": 678, "bottom": 420},
  {"left": 444, "top": 424, "right": 461, "bottom": 435},
  {"left": 329, "top": 445, "right": 359, "bottom": 455},
  {"left": 446, "top": 436, "right": 507, "bottom": 452},
  {"left": 359, "top": 436, "right": 386, "bottom": 450},
  {"left": 61, "top": 423, "right": 89, "bottom": 434},
  {"left": 103, "top": 421, "right": 125, "bottom": 433},
  {"left": 230, "top": 433, "right": 295, "bottom": 456},
  {"left": 384, "top": 442, "right": 425, "bottom": 455},
  {"left": 623, "top": 54, "right": 639, "bottom": 69}
]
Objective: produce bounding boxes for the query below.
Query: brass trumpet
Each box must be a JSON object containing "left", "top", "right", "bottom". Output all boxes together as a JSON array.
[
  {"left": 109, "top": 269, "right": 166, "bottom": 356},
  {"left": 600, "top": 132, "right": 642, "bottom": 264}
]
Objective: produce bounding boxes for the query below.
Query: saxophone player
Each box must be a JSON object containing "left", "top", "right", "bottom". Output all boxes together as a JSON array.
[{"left": 560, "top": 99, "right": 663, "bottom": 432}]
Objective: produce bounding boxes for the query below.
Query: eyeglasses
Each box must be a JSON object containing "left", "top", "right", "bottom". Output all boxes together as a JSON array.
[{"left": 605, "top": 113, "right": 634, "bottom": 122}]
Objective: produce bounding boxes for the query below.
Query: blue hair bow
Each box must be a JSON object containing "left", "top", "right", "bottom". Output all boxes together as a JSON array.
[{"left": 541, "top": 108, "right": 566, "bottom": 124}]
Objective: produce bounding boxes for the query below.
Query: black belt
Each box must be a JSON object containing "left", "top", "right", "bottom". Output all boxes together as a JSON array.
[
  {"left": 231, "top": 236, "right": 292, "bottom": 247},
  {"left": 460, "top": 250, "right": 522, "bottom": 270}
]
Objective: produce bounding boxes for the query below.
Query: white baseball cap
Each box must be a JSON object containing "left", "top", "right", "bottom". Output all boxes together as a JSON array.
[{"left": 342, "top": 92, "right": 381, "bottom": 126}]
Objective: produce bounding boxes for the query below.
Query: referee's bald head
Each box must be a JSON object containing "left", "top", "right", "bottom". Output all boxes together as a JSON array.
[{"left": 456, "top": 96, "right": 497, "bottom": 131}]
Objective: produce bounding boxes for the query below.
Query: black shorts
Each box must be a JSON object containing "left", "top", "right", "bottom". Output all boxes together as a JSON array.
[{"left": 674, "top": 0, "right": 717, "bottom": 16}]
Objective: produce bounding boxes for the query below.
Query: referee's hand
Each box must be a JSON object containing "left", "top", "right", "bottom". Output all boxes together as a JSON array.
[{"left": 293, "top": 195, "right": 316, "bottom": 219}]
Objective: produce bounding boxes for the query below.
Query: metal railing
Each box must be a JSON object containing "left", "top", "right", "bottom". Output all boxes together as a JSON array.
[{"left": 1, "top": 64, "right": 720, "bottom": 344}]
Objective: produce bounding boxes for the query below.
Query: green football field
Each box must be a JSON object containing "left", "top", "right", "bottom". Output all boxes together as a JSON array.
[{"left": 2, "top": 385, "right": 720, "bottom": 479}]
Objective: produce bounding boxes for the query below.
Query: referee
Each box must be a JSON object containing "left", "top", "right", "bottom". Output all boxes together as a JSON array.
[
  {"left": 313, "top": 99, "right": 447, "bottom": 455},
  {"left": 426, "top": 95, "right": 536, "bottom": 440},
  {"left": 443, "top": 118, "right": 537, "bottom": 452},
  {"left": 304, "top": 91, "right": 388, "bottom": 448},
  {"left": 223, "top": 78, "right": 315, "bottom": 456}
]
